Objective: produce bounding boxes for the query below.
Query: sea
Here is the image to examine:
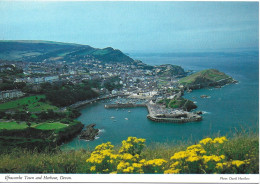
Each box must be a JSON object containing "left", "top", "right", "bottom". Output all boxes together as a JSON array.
[{"left": 62, "top": 51, "right": 259, "bottom": 150}]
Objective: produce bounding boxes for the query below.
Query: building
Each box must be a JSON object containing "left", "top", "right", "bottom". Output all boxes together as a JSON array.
[{"left": 0, "top": 90, "right": 25, "bottom": 101}]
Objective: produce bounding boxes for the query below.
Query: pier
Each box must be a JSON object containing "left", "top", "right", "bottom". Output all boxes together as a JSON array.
[
  {"left": 105, "top": 103, "right": 146, "bottom": 108},
  {"left": 105, "top": 101, "right": 202, "bottom": 123}
]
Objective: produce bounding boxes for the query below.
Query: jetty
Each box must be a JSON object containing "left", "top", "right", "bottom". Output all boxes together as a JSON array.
[
  {"left": 60, "top": 94, "right": 129, "bottom": 111},
  {"left": 105, "top": 103, "right": 146, "bottom": 108},
  {"left": 105, "top": 101, "right": 202, "bottom": 123},
  {"left": 146, "top": 102, "right": 202, "bottom": 123}
]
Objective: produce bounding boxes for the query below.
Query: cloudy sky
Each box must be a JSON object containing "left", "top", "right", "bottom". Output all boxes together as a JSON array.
[{"left": 0, "top": 1, "right": 258, "bottom": 53}]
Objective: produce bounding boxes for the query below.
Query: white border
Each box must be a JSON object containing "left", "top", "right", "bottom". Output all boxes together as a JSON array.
[
  {"left": 0, "top": 0, "right": 259, "bottom": 184},
  {"left": 0, "top": 174, "right": 259, "bottom": 183}
]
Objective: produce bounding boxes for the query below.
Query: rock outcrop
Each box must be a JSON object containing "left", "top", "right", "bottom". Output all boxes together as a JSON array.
[{"left": 79, "top": 123, "right": 99, "bottom": 141}]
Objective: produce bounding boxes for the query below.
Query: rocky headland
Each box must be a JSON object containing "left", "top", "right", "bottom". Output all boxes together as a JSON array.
[{"left": 178, "top": 69, "right": 237, "bottom": 90}]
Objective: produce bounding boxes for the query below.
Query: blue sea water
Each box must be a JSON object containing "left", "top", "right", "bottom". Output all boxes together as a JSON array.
[{"left": 62, "top": 52, "right": 259, "bottom": 150}]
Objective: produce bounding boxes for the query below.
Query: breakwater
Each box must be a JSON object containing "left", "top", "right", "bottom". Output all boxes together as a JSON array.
[
  {"left": 62, "top": 94, "right": 129, "bottom": 110},
  {"left": 105, "top": 103, "right": 146, "bottom": 108},
  {"left": 105, "top": 102, "right": 202, "bottom": 123}
]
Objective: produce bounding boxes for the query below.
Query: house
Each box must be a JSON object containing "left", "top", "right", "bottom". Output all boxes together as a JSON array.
[{"left": 0, "top": 90, "right": 25, "bottom": 101}]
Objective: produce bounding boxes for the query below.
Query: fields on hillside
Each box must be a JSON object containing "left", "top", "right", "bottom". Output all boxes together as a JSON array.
[
  {"left": 0, "top": 95, "right": 58, "bottom": 112},
  {"left": 0, "top": 121, "right": 67, "bottom": 130}
]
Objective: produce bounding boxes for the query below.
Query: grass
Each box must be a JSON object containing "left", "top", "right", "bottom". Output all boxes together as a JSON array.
[
  {"left": 34, "top": 122, "right": 68, "bottom": 130},
  {"left": 0, "top": 121, "right": 67, "bottom": 130},
  {"left": 0, "top": 121, "right": 29, "bottom": 130},
  {"left": 179, "top": 69, "right": 231, "bottom": 85},
  {"left": 0, "top": 131, "right": 258, "bottom": 173},
  {"left": 0, "top": 95, "right": 58, "bottom": 112}
]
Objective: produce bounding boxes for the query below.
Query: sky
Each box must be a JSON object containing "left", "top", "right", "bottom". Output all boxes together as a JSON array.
[{"left": 0, "top": 1, "right": 259, "bottom": 53}]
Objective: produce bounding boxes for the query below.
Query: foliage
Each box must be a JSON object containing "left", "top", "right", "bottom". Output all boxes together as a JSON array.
[
  {"left": 43, "top": 82, "right": 99, "bottom": 107},
  {"left": 158, "top": 97, "right": 197, "bottom": 111},
  {"left": 178, "top": 69, "right": 235, "bottom": 90},
  {"left": 103, "top": 76, "right": 122, "bottom": 91},
  {"left": 0, "top": 121, "right": 31, "bottom": 130},
  {"left": 33, "top": 122, "right": 68, "bottom": 130},
  {"left": 0, "top": 133, "right": 258, "bottom": 174},
  {"left": 0, "top": 95, "right": 58, "bottom": 112},
  {"left": 86, "top": 136, "right": 258, "bottom": 174}
]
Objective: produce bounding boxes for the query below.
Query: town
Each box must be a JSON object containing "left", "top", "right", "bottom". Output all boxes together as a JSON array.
[{"left": 0, "top": 55, "right": 201, "bottom": 123}]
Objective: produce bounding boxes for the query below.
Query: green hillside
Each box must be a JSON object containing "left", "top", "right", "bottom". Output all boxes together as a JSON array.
[
  {"left": 179, "top": 69, "right": 236, "bottom": 89},
  {"left": 0, "top": 40, "right": 134, "bottom": 64}
]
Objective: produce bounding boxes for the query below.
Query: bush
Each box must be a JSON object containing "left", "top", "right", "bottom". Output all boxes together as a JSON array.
[{"left": 86, "top": 136, "right": 258, "bottom": 174}]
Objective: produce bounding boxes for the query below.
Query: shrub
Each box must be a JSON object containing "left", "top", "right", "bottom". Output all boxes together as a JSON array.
[{"left": 86, "top": 136, "right": 256, "bottom": 174}]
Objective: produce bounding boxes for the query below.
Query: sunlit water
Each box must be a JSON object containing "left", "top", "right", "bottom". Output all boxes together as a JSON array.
[{"left": 62, "top": 52, "right": 259, "bottom": 150}]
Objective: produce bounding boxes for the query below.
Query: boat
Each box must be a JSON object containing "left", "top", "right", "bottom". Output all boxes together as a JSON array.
[
  {"left": 110, "top": 116, "right": 115, "bottom": 119},
  {"left": 128, "top": 110, "right": 131, "bottom": 113},
  {"left": 125, "top": 118, "right": 128, "bottom": 120}
]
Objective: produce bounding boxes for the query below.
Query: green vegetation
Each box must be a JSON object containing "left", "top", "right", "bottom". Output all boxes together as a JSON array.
[
  {"left": 0, "top": 121, "right": 72, "bottom": 131},
  {"left": 158, "top": 97, "right": 197, "bottom": 111},
  {"left": 34, "top": 122, "right": 68, "bottom": 130},
  {"left": 42, "top": 82, "right": 99, "bottom": 107},
  {"left": 179, "top": 69, "right": 235, "bottom": 89},
  {"left": 0, "top": 132, "right": 258, "bottom": 174},
  {"left": 0, "top": 120, "right": 84, "bottom": 151},
  {"left": 156, "top": 64, "right": 186, "bottom": 77},
  {"left": 0, "top": 95, "right": 58, "bottom": 112},
  {"left": 0, "top": 41, "right": 134, "bottom": 64},
  {"left": 0, "top": 64, "right": 25, "bottom": 90},
  {"left": 104, "top": 76, "right": 123, "bottom": 91},
  {"left": 0, "top": 121, "right": 30, "bottom": 130}
]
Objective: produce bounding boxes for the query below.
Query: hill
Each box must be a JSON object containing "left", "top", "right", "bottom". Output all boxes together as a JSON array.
[
  {"left": 178, "top": 69, "right": 237, "bottom": 89},
  {"left": 0, "top": 40, "right": 134, "bottom": 64},
  {"left": 155, "top": 64, "right": 186, "bottom": 77}
]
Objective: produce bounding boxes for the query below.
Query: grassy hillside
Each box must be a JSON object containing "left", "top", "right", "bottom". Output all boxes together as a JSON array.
[
  {"left": 0, "top": 40, "right": 134, "bottom": 64},
  {"left": 179, "top": 69, "right": 236, "bottom": 89},
  {"left": 0, "top": 95, "right": 58, "bottom": 112},
  {"left": 0, "top": 132, "right": 258, "bottom": 174}
]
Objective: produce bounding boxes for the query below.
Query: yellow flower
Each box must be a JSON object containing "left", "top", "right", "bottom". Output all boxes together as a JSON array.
[
  {"left": 90, "top": 166, "right": 96, "bottom": 171},
  {"left": 213, "top": 136, "right": 228, "bottom": 144},
  {"left": 200, "top": 150, "right": 206, "bottom": 154},
  {"left": 232, "top": 160, "right": 245, "bottom": 167},
  {"left": 120, "top": 153, "right": 134, "bottom": 160},
  {"left": 199, "top": 138, "right": 213, "bottom": 145},
  {"left": 123, "top": 166, "right": 134, "bottom": 173},
  {"left": 144, "top": 159, "right": 167, "bottom": 166},
  {"left": 164, "top": 169, "right": 181, "bottom": 174},
  {"left": 216, "top": 163, "right": 223, "bottom": 169},
  {"left": 103, "top": 168, "right": 109, "bottom": 172},
  {"left": 117, "top": 161, "right": 130, "bottom": 170},
  {"left": 202, "top": 155, "right": 224, "bottom": 163},
  {"left": 95, "top": 142, "right": 114, "bottom": 151},
  {"left": 170, "top": 151, "right": 187, "bottom": 160},
  {"left": 139, "top": 159, "right": 146, "bottom": 163},
  {"left": 133, "top": 163, "right": 142, "bottom": 168},
  {"left": 187, "top": 144, "right": 202, "bottom": 150},
  {"left": 186, "top": 156, "right": 200, "bottom": 162},
  {"left": 220, "top": 155, "right": 225, "bottom": 159},
  {"left": 170, "top": 161, "right": 180, "bottom": 168}
]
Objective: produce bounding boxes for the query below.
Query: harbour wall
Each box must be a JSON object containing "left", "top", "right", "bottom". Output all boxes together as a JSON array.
[
  {"left": 105, "top": 103, "right": 147, "bottom": 108},
  {"left": 105, "top": 103, "right": 202, "bottom": 123}
]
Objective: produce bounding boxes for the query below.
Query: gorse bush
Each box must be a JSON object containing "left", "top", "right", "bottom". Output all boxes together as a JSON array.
[
  {"left": 86, "top": 136, "right": 255, "bottom": 174},
  {"left": 0, "top": 133, "right": 258, "bottom": 173}
]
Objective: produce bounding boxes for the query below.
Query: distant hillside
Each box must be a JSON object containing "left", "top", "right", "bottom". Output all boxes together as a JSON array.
[
  {"left": 155, "top": 64, "right": 186, "bottom": 77},
  {"left": 0, "top": 40, "right": 134, "bottom": 64},
  {"left": 178, "top": 69, "right": 237, "bottom": 89}
]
